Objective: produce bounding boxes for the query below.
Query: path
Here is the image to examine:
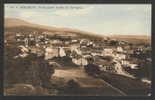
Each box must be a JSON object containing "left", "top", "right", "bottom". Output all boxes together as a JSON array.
[{"left": 52, "top": 67, "right": 127, "bottom": 96}]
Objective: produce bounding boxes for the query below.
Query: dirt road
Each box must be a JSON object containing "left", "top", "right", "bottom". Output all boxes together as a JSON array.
[{"left": 52, "top": 67, "right": 126, "bottom": 96}]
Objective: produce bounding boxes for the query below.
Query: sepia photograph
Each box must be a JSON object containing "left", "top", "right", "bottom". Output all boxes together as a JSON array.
[{"left": 4, "top": 4, "right": 151, "bottom": 96}]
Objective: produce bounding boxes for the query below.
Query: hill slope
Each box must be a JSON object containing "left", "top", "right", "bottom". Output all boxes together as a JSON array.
[
  {"left": 5, "top": 18, "right": 103, "bottom": 38},
  {"left": 5, "top": 18, "right": 150, "bottom": 44}
]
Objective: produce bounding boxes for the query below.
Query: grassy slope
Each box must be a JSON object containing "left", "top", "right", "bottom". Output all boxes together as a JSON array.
[{"left": 99, "top": 71, "right": 151, "bottom": 96}]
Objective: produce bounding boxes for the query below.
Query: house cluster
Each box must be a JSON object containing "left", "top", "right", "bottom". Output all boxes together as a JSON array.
[{"left": 10, "top": 31, "right": 151, "bottom": 78}]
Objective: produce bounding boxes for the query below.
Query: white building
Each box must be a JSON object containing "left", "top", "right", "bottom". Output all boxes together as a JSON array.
[
  {"left": 45, "top": 46, "right": 59, "bottom": 60},
  {"left": 18, "top": 45, "right": 29, "bottom": 53},
  {"left": 59, "top": 47, "right": 66, "bottom": 57},
  {"left": 102, "top": 48, "right": 114, "bottom": 56},
  {"left": 72, "top": 57, "right": 88, "bottom": 66},
  {"left": 70, "top": 45, "right": 81, "bottom": 55},
  {"left": 117, "top": 46, "right": 123, "bottom": 52},
  {"left": 91, "top": 52, "right": 100, "bottom": 56},
  {"left": 71, "top": 40, "right": 78, "bottom": 43},
  {"left": 121, "top": 60, "right": 130, "bottom": 65},
  {"left": 129, "top": 64, "right": 139, "bottom": 69},
  {"left": 115, "top": 53, "right": 126, "bottom": 60},
  {"left": 113, "top": 60, "right": 134, "bottom": 78}
]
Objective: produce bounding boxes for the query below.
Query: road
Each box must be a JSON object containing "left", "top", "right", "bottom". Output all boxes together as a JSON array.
[{"left": 52, "top": 67, "right": 127, "bottom": 96}]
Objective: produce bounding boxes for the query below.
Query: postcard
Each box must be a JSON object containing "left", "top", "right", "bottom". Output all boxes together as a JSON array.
[{"left": 4, "top": 4, "right": 151, "bottom": 96}]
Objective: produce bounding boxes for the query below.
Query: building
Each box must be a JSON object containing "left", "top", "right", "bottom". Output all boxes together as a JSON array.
[
  {"left": 59, "top": 47, "right": 66, "bottom": 57},
  {"left": 45, "top": 46, "right": 59, "bottom": 60},
  {"left": 102, "top": 48, "right": 114, "bottom": 56}
]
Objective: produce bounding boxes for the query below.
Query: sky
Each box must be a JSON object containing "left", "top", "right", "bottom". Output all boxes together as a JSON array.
[{"left": 5, "top": 4, "right": 151, "bottom": 36}]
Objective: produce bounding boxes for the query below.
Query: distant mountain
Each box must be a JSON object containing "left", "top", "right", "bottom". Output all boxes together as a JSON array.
[
  {"left": 5, "top": 18, "right": 103, "bottom": 38},
  {"left": 5, "top": 18, "right": 32, "bottom": 27},
  {"left": 5, "top": 18, "right": 76, "bottom": 32},
  {"left": 110, "top": 35, "right": 151, "bottom": 44},
  {"left": 5, "top": 18, "right": 150, "bottom": 44}
]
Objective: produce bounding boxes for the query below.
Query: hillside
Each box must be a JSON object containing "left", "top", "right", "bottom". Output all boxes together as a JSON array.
[
  {"left": 5, "top": 18, "right": 104, "bottom": 39},
  {"left": 5, "top": 18, "right": 80, "bottom": 32},
  {"left": 5, "top": 18, "right": 150, "bottom": 44},
  {"left": 110, "top": 35, "right": 151, "bottom": 44}
]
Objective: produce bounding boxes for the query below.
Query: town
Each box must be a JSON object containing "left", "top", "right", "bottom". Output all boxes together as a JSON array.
[
  {"left": 4, "top": 30, "right": 151, "bottom": 96},
  {"left": 5, "top": 30, "right": 151, "bottom": 79}
]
